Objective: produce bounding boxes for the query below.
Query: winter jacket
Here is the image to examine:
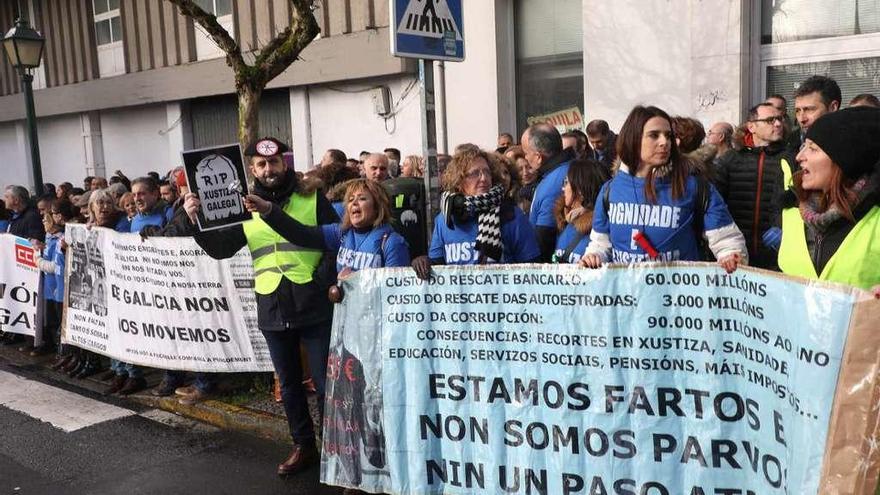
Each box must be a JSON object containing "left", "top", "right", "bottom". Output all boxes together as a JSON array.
[
  {"left": 713, "top": 135, "right": 796, "bottom": 270},
  {"left": 8, "top": 204, "right": 45, "bottom": 240}
]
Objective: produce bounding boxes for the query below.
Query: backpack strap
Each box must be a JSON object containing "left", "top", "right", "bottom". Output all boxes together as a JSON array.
[
  {"left": 556, "top": 230, "right": 586, "bottom": 264},
  {"left": 692, "top": 175, "right": 709, "bottom": 237}
]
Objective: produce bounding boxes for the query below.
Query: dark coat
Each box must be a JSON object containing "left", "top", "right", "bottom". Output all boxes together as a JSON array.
[
  {"left": 714, "top": 137, "right": 797, "bottom": 270},
  {"left": 8, "top": 204, "right": 45, "bottom": 240}
]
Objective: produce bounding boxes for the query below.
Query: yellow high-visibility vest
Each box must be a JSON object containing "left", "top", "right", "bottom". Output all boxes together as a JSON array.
[
  {"left": 778, "top": 206, "right": 880, "bottom": 290},
  {"left": 242, "top": 192, "right": 322, "bottom": 295}
]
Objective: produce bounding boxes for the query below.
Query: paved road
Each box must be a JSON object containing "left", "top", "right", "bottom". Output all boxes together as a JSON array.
[{"left": 0, "top": 360, "right": 341, "bottom": 495}]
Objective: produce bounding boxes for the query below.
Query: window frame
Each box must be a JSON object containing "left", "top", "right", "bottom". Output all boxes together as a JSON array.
[
  {"left": 93, "top": 1, "right": 122, "bottom": 47},
  {"left": 756, "top": 32, "right": 880, "bottom": 101}
]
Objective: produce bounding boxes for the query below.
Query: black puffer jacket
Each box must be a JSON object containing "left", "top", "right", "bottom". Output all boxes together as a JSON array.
[{"left": 714, "top": 139, "right": 796, "bottom": 270}]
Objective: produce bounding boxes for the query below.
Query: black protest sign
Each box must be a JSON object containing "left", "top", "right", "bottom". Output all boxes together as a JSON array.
[{"left": 182, "top": 144, "right": 251, "bottom": 231}]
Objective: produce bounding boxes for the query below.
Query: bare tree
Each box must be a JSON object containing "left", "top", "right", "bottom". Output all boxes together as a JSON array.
[{"left": 166, "top": 0, "right": 319, "bottom": 148}]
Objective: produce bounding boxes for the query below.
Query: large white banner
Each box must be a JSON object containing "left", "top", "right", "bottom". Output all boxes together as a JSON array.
[
  {"left": 62, "top": 225, "right": 271, "bottom": 372},
  {"left": 0, "top": 234, "right": 40, "bottom": 336}
]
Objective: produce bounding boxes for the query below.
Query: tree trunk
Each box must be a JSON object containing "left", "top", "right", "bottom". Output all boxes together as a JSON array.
[{"left": 239, "top": 84, "right": 263, "bottom": 150}]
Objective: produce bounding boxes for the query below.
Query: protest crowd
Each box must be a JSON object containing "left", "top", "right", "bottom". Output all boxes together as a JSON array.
[{"left": 2, "top": 73, "right": 880, "bottom": 494}]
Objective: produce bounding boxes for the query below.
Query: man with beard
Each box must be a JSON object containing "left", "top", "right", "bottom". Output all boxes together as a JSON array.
[{"left": 183, "top": 137, "right": 338, "bottom": 477}]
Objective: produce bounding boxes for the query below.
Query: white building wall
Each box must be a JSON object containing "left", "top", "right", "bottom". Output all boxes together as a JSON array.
[
  {"left": 101, "top": 104, "right": 172, "bottom": 179},
  {"left": 0, "top": 122, "right": 30, "bottom": 192},
  {"left": 37, "top": 114, "right": 88, "bottom": 187},
  {"left": 307, "top": 75, "right": 423, "bottom": 168},
  {"left": 583, "top": 0, "right": 746, "bottom": 131},
  {"left": 443, "top": 0, "right": 505, "bottom": 150}
]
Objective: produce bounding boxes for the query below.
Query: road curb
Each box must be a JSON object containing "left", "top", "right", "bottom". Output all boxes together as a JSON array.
[
  {"left": 130, "top": 394, "right": 291, "bottom": 444},
  {"left": 0, "top": 344, "right": 290, "bottom": 444}
]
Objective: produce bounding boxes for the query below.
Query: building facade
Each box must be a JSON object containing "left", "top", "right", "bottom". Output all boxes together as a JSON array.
[{"left": 1, "top": 0, "right": 879, "bottom": 191}]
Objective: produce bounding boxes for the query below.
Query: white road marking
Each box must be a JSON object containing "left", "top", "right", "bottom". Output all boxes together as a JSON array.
[{"left": 0, "top": 370, "right": 134, "bottom": 432}]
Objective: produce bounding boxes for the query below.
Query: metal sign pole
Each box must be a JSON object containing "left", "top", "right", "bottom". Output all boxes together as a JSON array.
[{"left": 419, "top": 59, "right": 439, "bottom": 247}]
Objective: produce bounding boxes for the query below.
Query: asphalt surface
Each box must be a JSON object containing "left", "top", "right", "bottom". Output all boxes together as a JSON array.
[{"left": 0, "top": 360, "right": 341, "bottom": 495}]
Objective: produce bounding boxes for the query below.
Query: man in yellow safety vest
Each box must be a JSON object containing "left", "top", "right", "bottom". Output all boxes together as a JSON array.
[{"left": 183, "top": 137, "right": 338, "bottom": 477}]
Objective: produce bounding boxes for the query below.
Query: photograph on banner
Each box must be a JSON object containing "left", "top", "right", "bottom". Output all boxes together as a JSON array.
[
  {"left": 0, "top": 234, "right": 40, "bottom": 336},
  {"left": 318, "top": 265, "right": 880, "bottom": 495},
  {"left": 62, "top": 224, "right": 271, "bottom": 372},
  {"left": 527, "top": 106, "right": 585, "bottom": 134},
  {"left": 66, "top": 226, "right": 108, "bottom": 317},
  {"left": 321, "top": 273, "right": 391, "bottom": 493},
  {"left": 391, "top": 0, "right": 464, "bottom": 61},
  {"left": 182, "top": 143, "right": 251, "bottom": 232}
]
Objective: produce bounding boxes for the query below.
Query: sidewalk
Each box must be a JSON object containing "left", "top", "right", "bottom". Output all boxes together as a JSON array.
[{"left": 0, "top": 342, "right": 300, "bottom": 444}]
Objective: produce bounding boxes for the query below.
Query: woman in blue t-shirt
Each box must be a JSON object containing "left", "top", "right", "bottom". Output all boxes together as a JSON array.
[
  {"left": 553, "top": 158, "right": 610, "bottom": 264},
  {"left": 580, "top": 106, "right": 747, "bottom": 272},
  {"left": 412, "top": 147, "right": 540, "bottom": 278},
  {"left": 244, "top": 178, "right": 410, "bottom": 274}
]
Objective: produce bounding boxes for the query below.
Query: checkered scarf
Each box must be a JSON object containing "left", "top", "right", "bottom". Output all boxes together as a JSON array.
[{"left": 442, "top": 184, "right": 505, "bottom": 262}]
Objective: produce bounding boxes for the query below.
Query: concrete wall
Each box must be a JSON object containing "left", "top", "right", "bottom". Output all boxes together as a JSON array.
[
  {"left": 442, "top": 0, "right": 506, "bottom": 151},
  {"left": 306, "top": 74, "right": 423, "bottom": 169},
  {"left": 0, "top": 122, "right": 30, "bottom": 192},
  {"left": 582, "top": 0, "right": 747, "bottom": 132},
  {"left": 36, "top": 113, "right": 89, "bottom": 187},
  {"left": 101, "top": 104, "right": 172, "bottom": 178}
]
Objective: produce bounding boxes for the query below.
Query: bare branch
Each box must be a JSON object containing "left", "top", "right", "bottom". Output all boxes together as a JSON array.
[
  {"left": 166, "top": 0, "right": 246, "bottom": 74},
  {"left": 253, "top": 0, "right": 321, "bottom": 84}
]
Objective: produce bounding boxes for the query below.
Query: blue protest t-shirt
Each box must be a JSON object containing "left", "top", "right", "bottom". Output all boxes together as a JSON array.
[
  {"left": 429, "top": 205, "right": 540, "bottom": 264},
  {"left": 553, "top": 223, "right": 590, "bottom": 264},
  {"left": 592, "top": 171, "right": 735, "bottom": 262},
  {"left": 529, "top": 161, "right": 570, "bottom": 228},
  {"left": 321, "top": 223, "right": 410, "bottom": 272},
  {"left": 41, "top": 232, "right": 66, "bottom": 302},
  {"left": 129, "top": 205, "right": 170, "bottom": 233}
]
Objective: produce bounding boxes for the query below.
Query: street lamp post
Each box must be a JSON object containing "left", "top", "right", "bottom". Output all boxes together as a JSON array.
[{"left": 2, "top": 17, "right": 45, "bottom": 194}]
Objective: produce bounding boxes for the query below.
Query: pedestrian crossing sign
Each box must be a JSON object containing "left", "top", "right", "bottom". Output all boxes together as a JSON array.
[{"left": 391, "top": 0, "right": 464, "bottom": 61}]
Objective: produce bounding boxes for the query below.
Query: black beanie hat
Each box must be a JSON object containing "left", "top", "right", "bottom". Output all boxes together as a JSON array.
[{"left": 805, "top": 106, "right": 880, "bottom": 180}]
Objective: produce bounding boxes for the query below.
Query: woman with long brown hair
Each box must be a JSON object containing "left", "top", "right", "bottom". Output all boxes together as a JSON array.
[
  {"left": 778, "top": 106, "right": 880, "bottom": 294},
  {"left": 581, "top": 105, "right": 746, "bottom": 271}
]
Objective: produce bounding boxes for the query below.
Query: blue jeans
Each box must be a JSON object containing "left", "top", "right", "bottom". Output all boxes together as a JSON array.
[
  {"left": 262, "top": 323, "right": 330, "bottom": 445},
  {"left": 111, "top": 360, "right": 142, "bottom": 379}
]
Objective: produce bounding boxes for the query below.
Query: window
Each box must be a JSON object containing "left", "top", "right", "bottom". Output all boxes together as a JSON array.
[
  {"left": 93, "top": 0, "right": 122, "bottom": 46},
  {"left": 513, "top": 0, "right": 584, "bottom": 133},
  {"left": 93, "top": 0, "right": 119, "bottom": 15},
  {"left": 756, "top": 1, "right": 880, "bottom": 110},
  {"left": 195, "top": 0, "right": 232, "bottom": 17},
  {"left": 767, "top": 57, "right": 880, "bottom": 109},
  {"left": 761, "top": 0, "right": 880, "bottom": 44},
  {"left": 194, "top": 0, "right": 234, "bottom": 60},
  {"left": 93, "top": 0, "right": 124, "bottom": 77}
]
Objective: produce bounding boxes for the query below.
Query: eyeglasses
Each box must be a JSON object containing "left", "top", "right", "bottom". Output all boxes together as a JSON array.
[
  {"left": 465, "top": 168, "right": 491, "bottom": 180},
  {"left": 750, "top": 116, "right": 784, "bottom": 125}
]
